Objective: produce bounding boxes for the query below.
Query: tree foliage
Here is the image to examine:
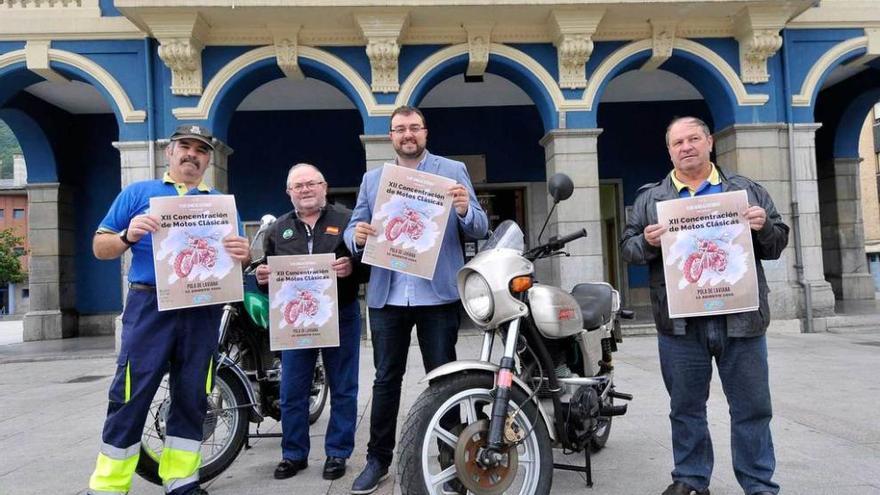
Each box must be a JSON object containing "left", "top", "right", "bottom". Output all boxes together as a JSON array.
[
  {"left": 0, "top": 228, "right": 26, "bottom": 285},
  {"left": 0, "top": 120, "right": 22, "bottom": 180}
]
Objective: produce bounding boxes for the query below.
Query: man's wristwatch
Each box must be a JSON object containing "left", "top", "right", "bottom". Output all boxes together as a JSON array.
[{"left": 118, "top": 229, "right": 137, "bottom": 246}]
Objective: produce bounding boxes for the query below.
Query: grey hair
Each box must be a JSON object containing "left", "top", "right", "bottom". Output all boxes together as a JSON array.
[
  {"left": 665, "top": 116, "right": 712, "bottom": 145},
  {"left": 286, "top": 163, "right": 326, "bottom": 188}
]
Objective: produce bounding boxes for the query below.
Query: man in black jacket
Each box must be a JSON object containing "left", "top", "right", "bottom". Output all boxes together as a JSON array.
[
  {"left": 256, "top": 163, "right": 362, "bottom": 481},
  {"left": 621, "top": 117, "right": 788, "bottom": 495}
]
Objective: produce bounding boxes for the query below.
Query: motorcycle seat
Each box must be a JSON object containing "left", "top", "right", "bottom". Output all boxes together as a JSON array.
[{"left": 570, "top": 282, "right": 613, "bottom": 331}]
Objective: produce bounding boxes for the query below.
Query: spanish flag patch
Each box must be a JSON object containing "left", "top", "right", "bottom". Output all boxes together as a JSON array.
[{"left": 325, "top": 226, "right": 340, "bottom": 235}]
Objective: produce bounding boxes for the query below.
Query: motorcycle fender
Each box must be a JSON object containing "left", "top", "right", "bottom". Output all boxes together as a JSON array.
[
  {"left": 421, "top": 360, "right": 556, "bottom": 442},
  {"left": 218, "top": 355, "right": 263, "bottom": 420}
]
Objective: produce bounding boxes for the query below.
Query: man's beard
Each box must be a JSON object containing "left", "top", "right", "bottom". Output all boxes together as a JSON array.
[{"left": 394, "top": 141, "right": 425, "bottom": 160}]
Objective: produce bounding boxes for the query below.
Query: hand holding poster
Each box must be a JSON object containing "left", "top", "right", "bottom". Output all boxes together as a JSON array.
[
  {"left": 656, "top": 190, "right": 759, "bottom": 318},
  {"left": 151, "top": 194, "right": 243, "bottom": 311},
  {"left": 362, "top": 163, "right": 455, "bottom": 279},
  {"left": 268, "top": 254, "right": 339, "bottom": 351}
]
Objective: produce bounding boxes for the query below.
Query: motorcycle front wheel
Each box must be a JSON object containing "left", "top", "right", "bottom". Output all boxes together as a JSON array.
[
  {"left": 398, "top": 372, "right": 553, "bottom": 495},
  {"left": 136, "top": 366, "right": 250, "bottom": 485}
]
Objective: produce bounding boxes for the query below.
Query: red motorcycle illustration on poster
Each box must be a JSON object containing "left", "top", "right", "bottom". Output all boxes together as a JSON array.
[
  {"left": 384, "top": 205, "right": 426, "bottom": 242},
  {"left": 682, "top": 238, "right": 729, "bottom": 283},
  {"left": 283, "top": 289, "right": 320, "bottom": 325},
  {"left": 173, "top": 233, "right": 220, "bottom": 278}
]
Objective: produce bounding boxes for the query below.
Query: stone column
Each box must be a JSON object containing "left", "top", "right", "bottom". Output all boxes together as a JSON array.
[
  {"left": 359, "top": 134, "right": 394, "bottom": 171},
  {"left": 539, "top": 129, "right": 605, "bottom": 291},
  {"left": 714, "top": 124, "right": 836, "bottom": 328},
  {"left": 818, "top": 156, "right": 876, "bottom": 300},
  {"left": 23, "top": 183, "right": 77, "bottom": 341}
]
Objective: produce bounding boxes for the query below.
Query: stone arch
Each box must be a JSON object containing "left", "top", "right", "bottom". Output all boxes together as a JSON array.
[
  {"left": 0, "top": 48, "right": 145, "bottom": 140},
  {"left": 792, "top": 36, "right": 870, "bottom": 110},
  {"left": 582, "top": 38, "right": 769, "bottom": 130},
  {"left": 396, "top": 43, "right": 564, "bottom": 132},
  {"left": 0, "top": 107, "right": 58, "bottom": 183},
  {"left": 172, "top": 45, "right": 374, "bottom": 139}
]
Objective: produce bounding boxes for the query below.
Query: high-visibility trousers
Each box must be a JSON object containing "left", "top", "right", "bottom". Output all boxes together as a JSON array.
[{"left": 88, "top": 288, "right": 220, "bottom": 495}]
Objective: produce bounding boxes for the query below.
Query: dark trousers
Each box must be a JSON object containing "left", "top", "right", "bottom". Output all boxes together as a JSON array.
[
  {"left": 280, "top": 300, "right": 361, "bottom": 460},
  {"left": 94, "top": 288, "right": 219, "bottom": 495},
  {"left": 366, "top": 303, "right": 460, "bottom": 467},
  {"left": 658, "top": 317, "right": 778, "bottom": 495}
]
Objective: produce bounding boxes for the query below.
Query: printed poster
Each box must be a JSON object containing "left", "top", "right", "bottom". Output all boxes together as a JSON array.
[
  {"left": 656, "top": 190, "right": 759, "bottom": 318},
  {"left": 362, "top": 163, "right": 455, "bottom": 279},
  {"left": 268, "top": 254, "right": 339, "bottom": 351},
  {"left": 151, "top": 194, "right": 243, "bottom": 311}
]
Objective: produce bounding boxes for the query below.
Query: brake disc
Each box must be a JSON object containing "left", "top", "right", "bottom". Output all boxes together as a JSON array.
[{"left": 454, "top": 420, "right": 519, "bottom": 495}]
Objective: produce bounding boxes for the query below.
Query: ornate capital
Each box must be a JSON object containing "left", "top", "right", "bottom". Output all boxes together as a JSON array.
[
  {"left": 356, "top": 13, "right": 408, "bottom": 93},
  {"left": 152, "top": 13, "right": 209, "bottom": 96},
  {"left": 158, "top": 38, "right": 204, "bottom": 96},
  {"left": 464, "top": 23, "right": 492, "bottom": 77},
  {"left": 270, "top": 25, "right": 304, "bottom": 80},
  {"left": 734, "top": 6, "right": 786, "bottom": 84},
  {"left": 642, "top": 19, "right": 677, "bottom": 71},
  {"left": 549, "top": 9, "right": 604, "bottom": 89}
]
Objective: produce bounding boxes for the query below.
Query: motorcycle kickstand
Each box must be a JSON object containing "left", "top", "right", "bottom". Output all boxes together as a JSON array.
[{"left": 553, "top": 447, "right": 593, "bottom": 488}]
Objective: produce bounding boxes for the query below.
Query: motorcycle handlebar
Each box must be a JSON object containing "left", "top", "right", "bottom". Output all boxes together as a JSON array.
[
  {"left": 553, "top": 228, "right": 587, "bottom": 247},
  {"left": 525, "top": 228, "right": 588, "bottom": 260}
]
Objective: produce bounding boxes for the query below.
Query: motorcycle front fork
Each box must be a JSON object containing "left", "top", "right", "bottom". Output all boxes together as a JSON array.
[{"left": 481, "top": 318, "right": 522, "bottom": 466}]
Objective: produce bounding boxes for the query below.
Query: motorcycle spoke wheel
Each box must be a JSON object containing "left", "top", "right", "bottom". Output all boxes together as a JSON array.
[{"left": 407, "top": 378, "right": 550, "bottom": 495}]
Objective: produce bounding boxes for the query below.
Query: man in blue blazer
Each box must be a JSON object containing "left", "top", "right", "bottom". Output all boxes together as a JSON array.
[{"left": 345, "top": 105, "right": 488, "bottom": 494}]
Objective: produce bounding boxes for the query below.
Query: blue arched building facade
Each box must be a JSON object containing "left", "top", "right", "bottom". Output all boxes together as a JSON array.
[{"left": 0, "top": 0, "right": 876, "bottom": 339}]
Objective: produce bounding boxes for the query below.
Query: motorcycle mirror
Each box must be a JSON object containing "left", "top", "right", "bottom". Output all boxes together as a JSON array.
[
  {"left": 260, "top": 214, "right": 277, "bottom": 228},
  {"left": 548, "top": 173, "right": 574, "bottom": 204}
]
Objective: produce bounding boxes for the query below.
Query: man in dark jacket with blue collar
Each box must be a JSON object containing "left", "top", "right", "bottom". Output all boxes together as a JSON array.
[{"left": 622, "top": 117, "right": 788, "bottom": 495}]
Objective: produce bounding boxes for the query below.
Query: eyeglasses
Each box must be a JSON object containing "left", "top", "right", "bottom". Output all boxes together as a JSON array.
[
  {"left": 390, "top": 125, "right": 426, "bottom": 135},
  {"left": 288, "top": 180, "right": 325, "bottom": 192}
]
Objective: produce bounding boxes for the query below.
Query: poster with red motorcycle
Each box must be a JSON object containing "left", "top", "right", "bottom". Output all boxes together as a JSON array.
[
  {"left": 150, "top": 195, "right": 243, "bottom": 311},
  {"left": 267, "top": 254, "right": 339, "bottom": 351},
  {"left": 362, "top": 163, "right": 454, "bottom": 279},
  {"left": 657, "top": 190, "right": 759, "bottom": 318}
]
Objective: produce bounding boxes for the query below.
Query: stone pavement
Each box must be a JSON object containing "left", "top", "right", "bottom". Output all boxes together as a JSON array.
[{"left": 0, "top": 327, "right": 879, "bottom": 495}]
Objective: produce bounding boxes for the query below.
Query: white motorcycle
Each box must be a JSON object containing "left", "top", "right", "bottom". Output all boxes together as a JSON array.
[{"left": 398, "top": 174, "right": 634, "bottom": 494}]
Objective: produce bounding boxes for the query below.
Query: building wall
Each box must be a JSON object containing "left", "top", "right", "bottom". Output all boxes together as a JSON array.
[{"left": 859, "top": 109, "right": 880, "bottom": 253}]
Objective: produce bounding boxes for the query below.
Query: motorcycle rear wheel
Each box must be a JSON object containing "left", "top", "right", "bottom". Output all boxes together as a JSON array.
[
  {"left": 136, "top": 366, "right": 250, "bottom": 485},
  {"left": 398, "top": 372, "right": 553, "bottom": 495},
  {"left": 309, "top": 354, "right": 329, "bottom": 424}
]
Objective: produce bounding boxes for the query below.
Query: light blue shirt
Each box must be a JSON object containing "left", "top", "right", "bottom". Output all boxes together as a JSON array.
[{"left": 345, "top": 151, "right": 489, "bottom": 309}]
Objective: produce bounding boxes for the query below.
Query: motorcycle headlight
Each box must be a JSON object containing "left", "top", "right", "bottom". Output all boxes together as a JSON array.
[{"left": 463, "top": 272, "right": 494, "bottom": 322}]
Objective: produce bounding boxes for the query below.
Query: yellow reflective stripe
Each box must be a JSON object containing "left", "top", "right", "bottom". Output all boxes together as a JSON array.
[
  {"left": 124, "top": 361, "right": 131, "bottom": 403},
  {"left": 205, "top": 356, "right": 214, "bottom": 395},
  {"left": 89, "top": 450, "right": 139, "bottom": 493},
  {"left": 158, "top": 438, "right": 201, "bottom": 486}
]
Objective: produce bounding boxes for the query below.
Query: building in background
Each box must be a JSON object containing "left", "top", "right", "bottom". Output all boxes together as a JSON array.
[
  {"left": 0, "top": 154, "right": 29, "bottom": 315},
  {"left": 1, "top": 0, "right": 878, "bottom": 340},
  {"left": 859, "top": 103, "right": 880, "bottom": 293}
]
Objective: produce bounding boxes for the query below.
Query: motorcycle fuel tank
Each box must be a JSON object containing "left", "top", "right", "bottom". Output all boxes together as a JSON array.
[{"left": 527, "top": 285, "right": 584, "bottom": 339}]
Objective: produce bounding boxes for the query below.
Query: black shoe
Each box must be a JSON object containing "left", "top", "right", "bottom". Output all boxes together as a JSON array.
[
  {"left": 350, "top": 459, "right": 389, "bottom": 494},
  {"left": 274, "top": 458, "right": 308, "bottom": 479},
  {"left": 323, "top": 456, "right": 347, "bottom": 480},
  {"left": 662, "top": 481, "right": 710, "bottom": 495},
  {"left": 190, "top": 489, "right": 209, "bottom": 495}
]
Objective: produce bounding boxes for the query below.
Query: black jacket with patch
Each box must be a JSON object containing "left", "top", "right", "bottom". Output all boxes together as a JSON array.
[{"left": 263, "top": 203, "right": 365, "bottom": 305}]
